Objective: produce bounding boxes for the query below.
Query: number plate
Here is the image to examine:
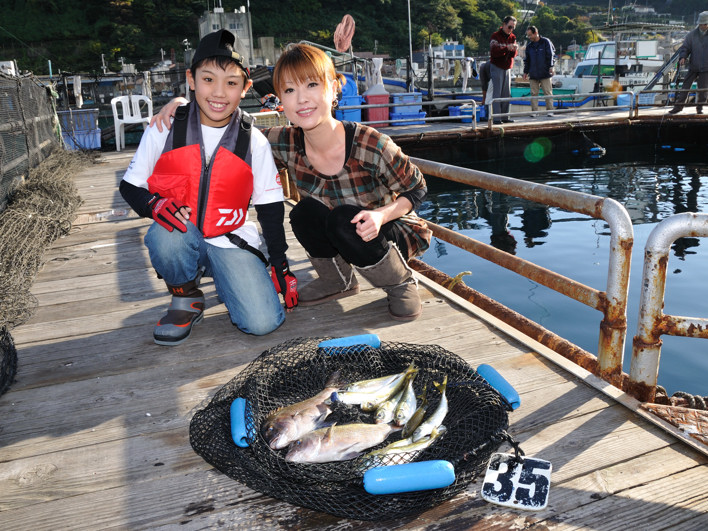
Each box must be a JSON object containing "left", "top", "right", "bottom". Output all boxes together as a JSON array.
[{"left": 481, "top": 453, "right": 552, "bottom": 511}]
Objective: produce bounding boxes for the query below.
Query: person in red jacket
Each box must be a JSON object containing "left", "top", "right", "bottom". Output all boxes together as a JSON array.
[
  {"left": 119, "top": 30, "right": 297, "bottom": 346},
  {"left": 489, "top": 16, "right": 519, "bottom": 124}
]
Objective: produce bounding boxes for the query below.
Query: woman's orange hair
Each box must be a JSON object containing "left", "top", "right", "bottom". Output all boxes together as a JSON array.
[{"left": 272, "top": 43, "right": 346, "bottom": 98}]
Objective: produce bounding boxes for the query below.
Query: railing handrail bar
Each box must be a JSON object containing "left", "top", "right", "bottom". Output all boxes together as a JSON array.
[
  {"left": 630, "top": 212, "right": 708, "bottom": 401},
  {"left": 488, "top": 91, "right": 635, "bottom": 123},
  {"left": 412, "top": 157, "right": 634, "bottom": 384}
]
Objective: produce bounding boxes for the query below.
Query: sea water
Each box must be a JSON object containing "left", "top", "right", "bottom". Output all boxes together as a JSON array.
[{"left": 417, "top": 146, "right": 708, "bottom": 396}]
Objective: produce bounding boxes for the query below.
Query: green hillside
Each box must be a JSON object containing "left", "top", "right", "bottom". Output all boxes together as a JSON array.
[{"left": 0, "top": 0, "right": 698, "bottom": 76}]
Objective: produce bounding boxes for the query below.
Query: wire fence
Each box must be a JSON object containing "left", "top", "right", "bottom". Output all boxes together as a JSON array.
[{"left": 0, "top": 72, "right": 60, "bottom": 212}]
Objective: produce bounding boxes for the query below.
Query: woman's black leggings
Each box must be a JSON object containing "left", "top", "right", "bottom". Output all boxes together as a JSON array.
[{"left": 289, "top": 197, "right": 409, "bottom": 268}]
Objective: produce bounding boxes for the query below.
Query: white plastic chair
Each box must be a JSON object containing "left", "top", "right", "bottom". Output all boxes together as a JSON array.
[{"left": 111, "top": 95, "right": 153, "bottom": 151}]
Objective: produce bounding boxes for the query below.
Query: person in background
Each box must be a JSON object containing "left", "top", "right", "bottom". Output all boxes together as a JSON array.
[
  {"left": 523, "top": 25, "right": 556, "bottom": 116},
  {"left": 119, "top": 30, "right": 297, "bottom": 346},
  {"left": 668, "top": 11, "right": 708, "bottom": 115},
  {"left": 154, "top": 44, "right": 431, "bottom": 322},
  {"left": 489, "top": 15, "right": 519, "bottom": 124},
  {"left": 478, "top": 60, "right": 492, "bottom": 108}
]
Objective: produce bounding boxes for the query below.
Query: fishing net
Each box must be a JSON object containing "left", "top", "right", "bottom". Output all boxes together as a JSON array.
[
  {"left": 190, "top": 337, "right": 514, "bottom": 520},
  {"left": 0, "top": 149, "right": 87, "bottom": 331},
  {"left": 0, "top": 327, "right": 18, "bottom": 397}
]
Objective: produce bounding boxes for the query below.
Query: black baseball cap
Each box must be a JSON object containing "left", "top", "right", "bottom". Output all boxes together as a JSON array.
[{"left": 190, "top": 29, "right": 250, "bottom": 78}]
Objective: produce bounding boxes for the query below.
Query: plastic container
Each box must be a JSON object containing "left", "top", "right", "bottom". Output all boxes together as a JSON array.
[
  {"left": 363, "top": 94, "right": 389, "bottom": 127},
  {"left": 460, "top": 106, "right": 476, "bottom": 123},
  {"left": 637, "top": 92, "right": 656, "bottom": 106},
  {"left": 391, "top": 92, "right": 422, "bottom": 114},
  {"left": 62, "top": 128, "right": 101, "bottom": 150},
  {"left": 389, "top": 111, "right": 426, "bottom": 126},
  {"left": 616, "top": 93, "right": 632, "bottom": 108},
  {"left": 341, "top": 73, "right": 358, "bottom": 97},
  {"left": 449, "top": 105, "right": 462, "bottom": 119},
  {"left": 335, "top": 95, "right": 364, "bottom": 122},
  {"left": 57, "top": 108, "right": 99, "bottom": 132}
]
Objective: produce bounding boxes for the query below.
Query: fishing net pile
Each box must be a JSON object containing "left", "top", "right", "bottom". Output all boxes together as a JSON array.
[
  {"left": 0, "top": 149, "right": 87, "bottom": 396},
  {"left": 190, "top": 337, "right": 513, "bottom": 520}
]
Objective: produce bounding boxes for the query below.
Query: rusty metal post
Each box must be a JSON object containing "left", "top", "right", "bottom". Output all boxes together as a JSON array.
[
  {"left": 630, "top": 213, "right": 708, "bottom": 402},
  {"left": 412, "top": 158, "right": 634, "bottom": 383},
  {"left": 597, "top": 198, "right": 633, "bottom": 385}
]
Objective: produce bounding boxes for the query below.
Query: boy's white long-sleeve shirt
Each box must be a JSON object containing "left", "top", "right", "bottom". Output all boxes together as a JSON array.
[{"left": 122, "top": 120, "right": 283, "bottom": 249}]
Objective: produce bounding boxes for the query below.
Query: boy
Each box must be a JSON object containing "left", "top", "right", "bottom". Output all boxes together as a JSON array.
[{"left": 119, "top": 29, "right": 297, "bottom": 346}]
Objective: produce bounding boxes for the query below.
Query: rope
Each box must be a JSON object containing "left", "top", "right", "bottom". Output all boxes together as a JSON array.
[{"left": 655, "top": 386, "right": 708, "bottom": 411}]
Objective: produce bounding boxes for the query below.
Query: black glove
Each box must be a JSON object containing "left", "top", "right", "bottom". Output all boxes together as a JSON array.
[
  {"left": 270, "top": 258, "right": 298, "bottom": 309},
  {"left": 148, "top": 193, "right": 188, "bottom": 233}
]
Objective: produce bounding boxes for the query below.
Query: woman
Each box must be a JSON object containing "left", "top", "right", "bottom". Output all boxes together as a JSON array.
[{"left": 154, "top": 43, "right": 431, "bottom": 321}]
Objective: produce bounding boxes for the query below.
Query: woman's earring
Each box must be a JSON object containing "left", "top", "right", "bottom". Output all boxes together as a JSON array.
[{"left": 332, "top": 98, "right": 339, "bottom": 108}]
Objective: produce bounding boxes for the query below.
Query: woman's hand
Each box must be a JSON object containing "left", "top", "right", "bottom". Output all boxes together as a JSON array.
[
  {"left": 150, "top": 97, "right": 189, "bottom": 132},
  {"left": 351, "top": 210, "right": 385, "bottom": 242}
]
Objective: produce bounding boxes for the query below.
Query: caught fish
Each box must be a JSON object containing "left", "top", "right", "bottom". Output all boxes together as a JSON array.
[
  {"left": 393, "top": 371, "right": 418, "bottom": 426},
  {"left": 412, "top": 375, "right": 448, "bottom": 442},
  {"left": 341, "top": 371, "right": 404, "bottom": 394},
  {"left": 285, "top": 422, "right": 402, "bottom": 463},
  {"left": 374, "top": 376, "right": 410, "bottom": 424},
  {"left": 261, "top": 371, "right": 341, "bottom": 450},
  {"left": 365, "top": 425, "right": 447, "bottom": 460},
  {"left": 401, "top": 384, "right": 428, "bottom": 438},
  {"left": 330, "top": 363, "right": 418, "bottom": 411}
]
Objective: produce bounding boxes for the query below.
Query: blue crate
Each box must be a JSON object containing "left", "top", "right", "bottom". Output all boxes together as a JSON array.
[
  {"left": 57, "top": 109, "right": 99, "bottom": 132},
  {"left": 390, "top": 111, "right": 426, "bottom": 126},
  {"left": 391, "top": 92, "right": 422, "bottom": 114},
  {"left": 62, "top": 128, "right": 101, "bottom": 150},
  {"left": 335, "top": 95, "right": 364, "bottom": 122},
  {"left": 450, "top": 105, "right": 481, "bottom": 122}
]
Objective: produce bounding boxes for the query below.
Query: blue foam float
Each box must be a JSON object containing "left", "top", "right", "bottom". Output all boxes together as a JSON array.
[
  {"left": 476, "top": 364, "right": 521, "bottom": 410},
  {"left": 230, "top": 397, "right": 250, "bottom": 448},
  {"left": 318, "top": 334, "right": 381, "bottom": 349},
  {"left": 363, "top": 460, "right": 456, "bottom": 494}
]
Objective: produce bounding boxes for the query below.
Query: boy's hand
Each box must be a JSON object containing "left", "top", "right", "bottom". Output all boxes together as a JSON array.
[
  {"left": 271, "top": 259, "right": 298, "bottom": 309},
  {"left": 148, "top": 194, "right": 190, "bottom": 232},
  {"left": 150, "top": 97, "right": 189, "bottom": 132}
]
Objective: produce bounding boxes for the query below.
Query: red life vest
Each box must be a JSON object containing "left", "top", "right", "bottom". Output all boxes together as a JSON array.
[{"left": 147, "top": 103, "right": 254, "bottom": 239}]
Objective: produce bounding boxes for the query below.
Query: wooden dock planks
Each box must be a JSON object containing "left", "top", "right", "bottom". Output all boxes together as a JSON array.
[{"left": 0, "top": 149, "right": 706, "bottom": 530}]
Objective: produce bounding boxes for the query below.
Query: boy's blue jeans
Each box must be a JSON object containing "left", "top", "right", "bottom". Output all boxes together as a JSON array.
[{"left": 144, "top": 222, "right": 285, "bottom": 336}]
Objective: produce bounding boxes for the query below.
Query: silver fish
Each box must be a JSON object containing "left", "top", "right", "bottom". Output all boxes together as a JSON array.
[
  {"left": 331, "top": 363, "right": 418, "bottom": 411},
  {"left": 401, "top": 384, "right": 428, "bottom": 438},
  {"left": 412, "top": 375, "right": 448, "bottom": 442},
  {"left": 393, "top": 372, "right": 418, "bottom": 426},
  {"left": 365, "top": 425, "right": 447, "bottom": 460},
  {"left": 285, "top": 422, "right": 401, "bottom": 463},
  {"left": 261, "top": 371, "right": 340, "bottom": 450},
  {"left": 341, "top": 370, "right": 405, "bottom": 394},
  {"left": 374, "top": 379, "right": 408, "bottom": 424}
]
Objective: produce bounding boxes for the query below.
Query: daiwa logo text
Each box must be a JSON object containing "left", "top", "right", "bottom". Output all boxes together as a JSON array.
[{"left": 216, "top": 208, "right": 245, "bottom": 227}]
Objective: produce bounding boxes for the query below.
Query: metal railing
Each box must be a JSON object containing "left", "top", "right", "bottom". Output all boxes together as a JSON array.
[
  {"left": 629, "top": 87, "right": 708, "bottom": 117},
  {"left": 486, "top": 91, "right": 635, "bottom": 126},
  {"left": 341, "top": 98, "right": 479, "bottom": 130},
  {"left": 334, "top": 86, "right": 708, "bottom": 131},
  {"left": 630, "top": 213, "right": 708, "bottom": 402},
  {"left": 411, "top": 157, "right": 634, "bottom": 387}
]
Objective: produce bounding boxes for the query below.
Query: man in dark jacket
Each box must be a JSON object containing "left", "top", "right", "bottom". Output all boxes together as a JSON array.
[
  {"left": 489, "top": 16, "right": 519, "bottom": 124},
  {"left": 523, "top": 26, "right": 555, "bottom": 115},
  {"left": 668, "top": 11, "right": 708, "bottom": 115}
]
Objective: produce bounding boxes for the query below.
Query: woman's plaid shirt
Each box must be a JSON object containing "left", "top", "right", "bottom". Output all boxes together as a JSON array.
[{"left": 266, "top": 122, "right": 431, "bottom": 258}]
